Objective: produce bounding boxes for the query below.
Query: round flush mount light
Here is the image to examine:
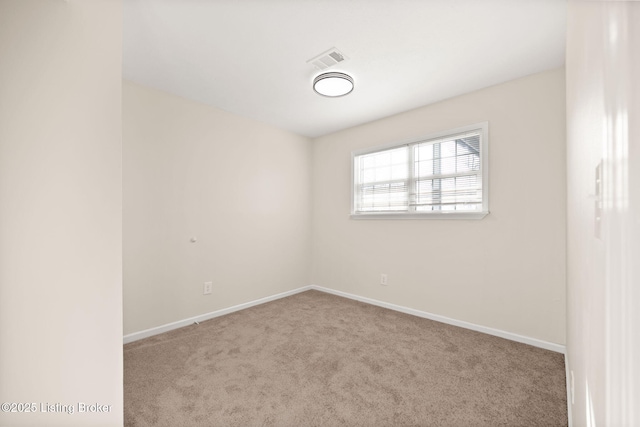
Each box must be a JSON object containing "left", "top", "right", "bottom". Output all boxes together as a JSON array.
[{"left": 313, "top": 72, "right": 354, "bottom": 97}]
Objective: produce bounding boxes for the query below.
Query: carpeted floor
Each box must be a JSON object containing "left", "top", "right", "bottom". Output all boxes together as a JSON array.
[{"left": 124, "top": 290, "right": 567, "bottom": 426}]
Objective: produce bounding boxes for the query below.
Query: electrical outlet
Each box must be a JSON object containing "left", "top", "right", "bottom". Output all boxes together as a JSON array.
[
  {"left": 203, "top": 281, "right": 212, "bottom": 295},
  {"left": 380, "top": 274, "right": 388, "bottom": 286}
]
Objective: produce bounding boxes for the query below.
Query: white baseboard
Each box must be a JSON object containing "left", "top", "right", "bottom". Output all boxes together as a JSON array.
[
  {"left": 123, "top": 286, "right": 312, "bottom": 344},
  {"left": 124, "top": 284, "right": 566, "bottom": 355},
  {"left": 309, "top": 285, "right": 566, "bottom": 354}
]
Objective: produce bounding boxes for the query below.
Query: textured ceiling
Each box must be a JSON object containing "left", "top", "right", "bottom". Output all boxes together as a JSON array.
[{"left": 123, "top": 0, "right": 566, "bottom": 138}]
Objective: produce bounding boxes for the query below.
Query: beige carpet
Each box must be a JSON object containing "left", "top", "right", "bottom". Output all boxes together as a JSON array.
[{"left": 124, "top": 290, "right": 567, "bottom": 426}]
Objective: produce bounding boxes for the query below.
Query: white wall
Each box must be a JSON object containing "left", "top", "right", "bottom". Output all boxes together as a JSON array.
[
  {"left": 566, "top": 1, "right": 640, "bottom": 426},
  {"left": 312, "top": 68, "right": 566, "bottom": 345},
  {"left": 0, "top": 1, "right": 123, "bottom": 426},
  {"left": 123, "top": 81, "right": 312, "bottom": 335}
]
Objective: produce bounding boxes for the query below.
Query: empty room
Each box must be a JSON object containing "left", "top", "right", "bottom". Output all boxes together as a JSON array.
[{"left": 1, "top": 1, "right": 638, "bottom": 426}]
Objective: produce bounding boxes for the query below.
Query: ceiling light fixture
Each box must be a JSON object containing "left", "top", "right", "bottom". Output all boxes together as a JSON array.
[{"left": 313, "top": 72, "right": 354, "bottom": 97}]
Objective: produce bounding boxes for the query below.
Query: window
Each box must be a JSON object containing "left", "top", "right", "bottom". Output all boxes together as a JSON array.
[{"left": 351, "top": 122, "right": 489, "bottom": 219}]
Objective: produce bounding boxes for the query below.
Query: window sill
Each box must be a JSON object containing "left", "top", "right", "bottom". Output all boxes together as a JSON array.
[{"left": 349, "top": 211, "right": 489, "bottom": 220}]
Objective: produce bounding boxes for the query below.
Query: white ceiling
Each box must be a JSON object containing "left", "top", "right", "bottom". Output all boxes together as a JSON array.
[{"left": 123, "top": 0, "right": 566, "bottom": 138}]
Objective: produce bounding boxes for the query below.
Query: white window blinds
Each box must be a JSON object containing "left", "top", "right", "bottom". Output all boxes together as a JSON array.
[
  {"left": 355, "top": 146, "right": 409, "bottom": 212},
  {"left": 352, "top": 123, "right": 488, "bottom": 219}
]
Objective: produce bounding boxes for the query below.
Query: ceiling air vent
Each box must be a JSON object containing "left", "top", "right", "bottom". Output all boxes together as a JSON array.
[{"left": 307, "top": 47, "right": 348, "bottom": 70}]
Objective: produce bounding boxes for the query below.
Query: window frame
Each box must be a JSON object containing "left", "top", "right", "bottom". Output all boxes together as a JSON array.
[{"left": 350, "top": 122, "right": 489, "bottom": 220}]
